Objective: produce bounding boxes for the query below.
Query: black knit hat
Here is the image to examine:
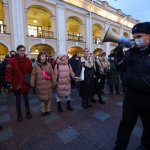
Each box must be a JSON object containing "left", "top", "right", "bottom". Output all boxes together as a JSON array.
[{"left": 132, "top": 22, "right": 150, "bottom": 34}]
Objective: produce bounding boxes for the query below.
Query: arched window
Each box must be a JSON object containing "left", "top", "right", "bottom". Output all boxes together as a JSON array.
[
  {"left": 67, "top": 16, "right": 83, "bottom": 42},
  {"left": 27, "top": 6, "right": 53, "bottom": 38},
  {"left": 92, "top": 24, "right": 103, "bottom": 44}
]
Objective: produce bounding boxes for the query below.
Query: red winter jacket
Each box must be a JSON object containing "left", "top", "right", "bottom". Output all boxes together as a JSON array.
[{"left": 5, "top": 55, "right": 32, "bottom": 94}]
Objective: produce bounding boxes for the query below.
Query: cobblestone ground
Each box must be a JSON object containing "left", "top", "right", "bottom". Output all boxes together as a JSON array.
[{"left": 0, "top": 88, "right": 142, "bottom": 150}]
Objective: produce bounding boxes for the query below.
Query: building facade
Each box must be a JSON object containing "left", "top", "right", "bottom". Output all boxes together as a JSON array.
[{"left": 0, "top": 0, "right": 138, "bottom": 59}]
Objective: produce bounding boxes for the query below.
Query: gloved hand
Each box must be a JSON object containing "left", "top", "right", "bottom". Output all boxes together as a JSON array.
[{"left": 114, "top": 45, "right": 124, "bottom": 63}]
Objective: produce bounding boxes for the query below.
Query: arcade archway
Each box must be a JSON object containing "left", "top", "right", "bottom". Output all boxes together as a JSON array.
[
  {"left": 68, "top": 46, "right": 83, "bottom": 58},
  {"left": 93, "top": 48, "right": 103, "bottom": 57},
  {"left": 30, "top": 44, "right": 55, "bottom": 58},
  {"left": 27, "top": 5, "right": 53, "bottom": 38},
  {"left": 0, "top": 43, "right": 8, "bottom": 60}
]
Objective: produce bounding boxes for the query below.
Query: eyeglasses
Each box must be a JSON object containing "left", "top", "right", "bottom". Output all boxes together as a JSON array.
[{"left": 18, "top": 49, "right": 25, "bottom": 52}]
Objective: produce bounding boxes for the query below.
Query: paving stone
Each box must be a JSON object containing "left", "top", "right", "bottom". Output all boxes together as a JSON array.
[
  {"left": 0, "top": 88, "right": 141, "bottom": 149},
  {"left": 0, "top": 128, "right": 14, "bottom": 143},
  {"left": 115, "top": 101, "right": 123, "bottom": 107},
  {"left": 64, "top": 136, "right": 100, "bottom": 150},
  {"left": 0, "top": 99, "right": 6, "bottom": 105},
  {"left": 0, "top": 114, "right": 11, "bottom": 123},
  {"left": 30, "top": 101, "right": 40, "bottom": 106},
  {"left": 31, "top": 105, "right": 41, "bottom": 113},
  {"left": 102, "top": 96, "right": 109, "bottom": 101},
  {"left": 73, "top": 104, "right": 82, "bottom": 111},
  {"left": 132, "top": 127, "right": 143, "bottom": 138},
  {"left": 41, "top": 113, "right": 61, "bottom": 125},
  {"left": 93, "top": 111, "right": 111, "bottom": 121},
  {"left": 30, "top": 98, "right": 39, "bottom": 105},
  {"left": 74, "top": 119, "right": 117, "bottom": 149},
  {"left": 56, "top": 127, "right": 80, "bottom": 144},
  {"left": 0, "top": 105, "right": 8, "bottom": 112}
]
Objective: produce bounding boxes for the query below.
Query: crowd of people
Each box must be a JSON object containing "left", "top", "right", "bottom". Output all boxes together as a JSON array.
[{"left": 0, "top": 22, "right": 150, "bottom": 150}]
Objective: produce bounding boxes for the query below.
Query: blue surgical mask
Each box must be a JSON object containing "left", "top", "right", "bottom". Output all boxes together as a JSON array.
[{"left": 135, "top": 38, "right": 145, "bottom": 48}]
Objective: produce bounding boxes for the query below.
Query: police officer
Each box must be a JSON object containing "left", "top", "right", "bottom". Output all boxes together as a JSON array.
[{"left": 113, "top": 22, "right": 150, "bottom": 150}]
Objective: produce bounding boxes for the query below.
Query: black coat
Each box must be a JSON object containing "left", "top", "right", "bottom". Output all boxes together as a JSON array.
[{"left": 117, "top": 44, "right": 150, "bottom": 95}]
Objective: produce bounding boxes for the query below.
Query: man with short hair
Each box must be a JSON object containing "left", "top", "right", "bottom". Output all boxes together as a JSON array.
[
  {"left": 5, "top": 45, "right": 32, "bottom": 122},
  {"left": 113, "top": 22, "right": 150, "bottom": 150}
]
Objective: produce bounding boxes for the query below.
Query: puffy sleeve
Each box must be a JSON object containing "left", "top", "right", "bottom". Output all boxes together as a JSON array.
[
  {"left": 54, "top": 64, "right": 58, "bottom": 82},
  {"left": 69, "top": 65, "right": 75, "bottom": 79},
  {"left": 49, "top": 63, "right": 56, "bottom": 84},
  {"left": 30, "top": 65, "right": 36, "bottom": 87}
]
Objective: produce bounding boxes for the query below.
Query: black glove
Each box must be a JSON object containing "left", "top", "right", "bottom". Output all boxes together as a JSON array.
[{"left": 114, "top": 45, "right": 124, "bottom": 63}]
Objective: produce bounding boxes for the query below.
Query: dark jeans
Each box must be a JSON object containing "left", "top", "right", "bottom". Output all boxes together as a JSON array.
[
  {"left": 115, "top": 92, "right": 150, "bottom": 150},
  {"left": 109, "top": 83, "right": 119, "bottom": 93},
  {"left": 100, "top": 75, "right": 106, "bottom": 91},
  {"left": 15, "top": 93, "right": 30, "bottom": 113}
]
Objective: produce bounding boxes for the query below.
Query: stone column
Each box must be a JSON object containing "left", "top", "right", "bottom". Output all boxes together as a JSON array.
[
  {"left": 51, "top": 16, "right": 56, "bottom": 38},
  {"left": 104, "top": 22, "right": 110, "bottom": 57},
  {"left": 85, "top": 14, "right": 92, "bottom": 52},
  {"left": 3, "top": 3, "right": 10, "bottom": 33},
  {"left": 24, "top": 8, "right": 29, "bottom": 37},
  {"left": 81, "top": 23, "right": 86, "bottom": 43},
  {"left": 9, "top": 0, "right": 25, "bottom": 49},
  {"left": 56, "top": 3, "right": 66, "bottom": 54}
]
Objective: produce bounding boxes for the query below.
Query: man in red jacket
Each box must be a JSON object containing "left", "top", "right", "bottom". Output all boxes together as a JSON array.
[{"left": 5, "top": 45, "right": 32, "bottom": 122}]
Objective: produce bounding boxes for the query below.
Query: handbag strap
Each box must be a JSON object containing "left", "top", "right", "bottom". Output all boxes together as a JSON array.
[
  {"left": 99, "top": 59, "right": 104, "bottom": 68},
  {"left": 38, "top": 64, "right": 43, "bottom": 71}
]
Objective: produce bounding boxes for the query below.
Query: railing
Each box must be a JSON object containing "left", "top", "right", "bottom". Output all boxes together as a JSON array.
[
  {"left": 67, "top": 34, "right": 83, "bottom": 42},
  {"left": 28, "top": 28, "right": 53, "bottom": 39},
  {"left": 0, "top": 24, "right": 7, "bottom": 34}
]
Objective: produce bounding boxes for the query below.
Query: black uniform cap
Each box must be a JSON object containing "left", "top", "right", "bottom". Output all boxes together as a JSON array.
[{"left": 132, "top": 22, "right": 150, "bottom": 34}]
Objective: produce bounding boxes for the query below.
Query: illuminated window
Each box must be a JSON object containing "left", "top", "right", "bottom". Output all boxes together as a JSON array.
[
  {"left": 0, "top": 20, "right": 3, "bottom": 24},
  {"left": 0, "top": 20, "right": 4, "bottom": 33},
  {"left": 28, "top": 25, "right": 42, "bottom": 37}
]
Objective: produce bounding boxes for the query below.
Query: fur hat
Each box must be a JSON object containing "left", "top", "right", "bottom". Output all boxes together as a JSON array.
[
  {"left": 132, "top": 22, "right": 150, "bottom": 34},
  {"left": 58, "top": 53, "right": 67, "bottom": 59}
]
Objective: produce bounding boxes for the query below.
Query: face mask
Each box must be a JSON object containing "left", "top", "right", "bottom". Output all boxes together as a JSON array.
[{"left": 135, "top": 38, "right": 145, "bottom": 48}]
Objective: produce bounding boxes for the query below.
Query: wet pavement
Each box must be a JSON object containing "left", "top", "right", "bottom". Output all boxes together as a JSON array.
[{"left": 0, "top": 88, "right": 142, "bottom": 150}]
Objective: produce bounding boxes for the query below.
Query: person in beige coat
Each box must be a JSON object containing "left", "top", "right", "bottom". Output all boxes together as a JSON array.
[{"left": 30, "top": 51, "right": 56, "bottom": 116}]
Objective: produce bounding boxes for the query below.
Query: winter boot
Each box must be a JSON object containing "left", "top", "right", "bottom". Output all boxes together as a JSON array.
[
  {"left": 17, "top": 112, "right": 22, "bottom": 122},
  {"left": 81, "top": 98, "right": 87, "bottom": 109},
  {"left": 98, "top": 94, "right": 105, "bottom": 104},
  {"left": 66, "top": 100, "right": 73, "bottom": 111},
  {"left": 26, "top": 112, "right": 32, "bottom": 119},
  {"left": 57, "top": 101, "right": 63, "bottom": 112}
]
